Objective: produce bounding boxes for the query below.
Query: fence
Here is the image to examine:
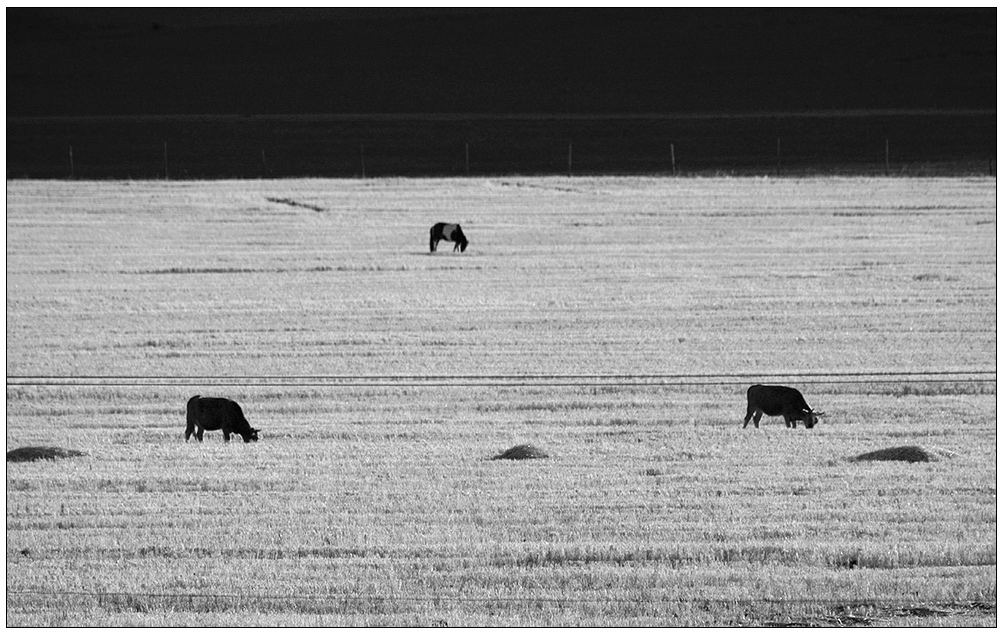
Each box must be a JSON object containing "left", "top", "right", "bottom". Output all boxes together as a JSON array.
[
  {"left": 6, "top": 111, "right": 996, "bottom": 179},
  {"left": 6, "top": 370, "right": 997, "bottom": 389}
]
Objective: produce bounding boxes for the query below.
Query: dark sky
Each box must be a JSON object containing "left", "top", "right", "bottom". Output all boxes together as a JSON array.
[{"left": 7, "top": 8, "right": 996, "bottom": 116}]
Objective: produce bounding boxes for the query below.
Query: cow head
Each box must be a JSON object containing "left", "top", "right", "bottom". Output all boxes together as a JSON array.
[
  {"left": 241, "top": 428, "right": 260, "bottom": 443},
  {"left": 453, "top": 227, "right": 468, "bottom": 252},
  {"left": 803, "top": 411, "right": 824, "bottom": 429}
]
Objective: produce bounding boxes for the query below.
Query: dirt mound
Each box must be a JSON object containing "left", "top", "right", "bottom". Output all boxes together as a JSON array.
[
  {"left": 852, "top": 445, "right": 934, "bottom": 463},
  {"left": 7, "top": 446, "right": 88, "bottom": 463},
  {"left": 492, "top": 444, "right": 549, "bottom": 460}
]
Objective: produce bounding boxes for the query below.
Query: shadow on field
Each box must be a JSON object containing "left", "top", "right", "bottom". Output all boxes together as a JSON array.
[
  {"left": 7, "top": 446, "right": 88, "bottom": 463},
  {"left": 850, "top": 445, "right": 937, "bottom": 463},
  {"left": 491, "top": 443, "right": 549, "bottom": 460}
]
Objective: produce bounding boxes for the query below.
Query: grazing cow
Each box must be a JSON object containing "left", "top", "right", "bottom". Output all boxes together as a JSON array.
[
  {"left": 743, "top": 384, "right": 824, "bottom": 429},
  {"left": 186, "top": 395, "right": 260, "bottom": 443},
  {"left": 430, "top": 223, "right": 468, "bottom": 253}
]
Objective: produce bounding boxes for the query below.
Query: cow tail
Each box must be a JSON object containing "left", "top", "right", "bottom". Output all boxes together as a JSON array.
[{"left": 185, "top": 395, "right": 201, "bottom": 438}]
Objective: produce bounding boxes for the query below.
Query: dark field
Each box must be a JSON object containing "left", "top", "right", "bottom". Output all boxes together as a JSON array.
[{"left": 7, "top": 111, "right": 995, "bottom": 179}]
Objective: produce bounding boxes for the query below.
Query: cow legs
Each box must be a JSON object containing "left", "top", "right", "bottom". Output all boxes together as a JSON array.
[
  {"left": 185, "top": 422, "right": 195, "bottom": 441},
  {"left": 223, "top": 430, "right": 231, "bottom": 442},
  {"left": 196, "top": 428, "right": 204, "bottom": 442},
  {"left": 743, "top": 407, "right": 763, "bottom": 429},
  {"left": 453, "top": 241, "right": 460, "bottom": 252}
]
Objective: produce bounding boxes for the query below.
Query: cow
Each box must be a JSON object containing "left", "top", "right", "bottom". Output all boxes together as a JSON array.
[
  {"left": 186, "top": 395, "right": 260, "bottom": 443},
  {"left": 430, "top": 223, "right": 468, "bottom": 253},
  {"left": 743, "top": 384, "right": 824, "bottom": 429}
]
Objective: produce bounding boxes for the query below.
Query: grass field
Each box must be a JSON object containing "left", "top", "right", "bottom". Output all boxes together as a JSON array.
[{"left": 5, "top": 176, "right": 997, "bottom": 626}]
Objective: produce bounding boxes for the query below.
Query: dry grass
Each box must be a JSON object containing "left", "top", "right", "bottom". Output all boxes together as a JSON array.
[
  {"left": 5, "top": 177, "right": 996, "bottom": 378},
  {"left": 5, "top": 177, "right": 996, "bottom": 626}
]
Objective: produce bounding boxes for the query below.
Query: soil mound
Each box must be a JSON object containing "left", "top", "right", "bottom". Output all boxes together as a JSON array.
[
  {"left": 852, "top": 445, "right": 934, "bottom": 463},
  {"left": 493, "top": 444, "right": 549, "bottom": 460},
  {"left": 7, "top": 446, "right": 88, "bottom": 463}
]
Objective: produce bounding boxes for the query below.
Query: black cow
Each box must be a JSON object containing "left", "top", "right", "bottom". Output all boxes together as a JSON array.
[
  {"left": 186, "top": 395, "right": 260, "bottom": 443},
  {"left": 743, "top": 384, "right": 824, "bottom": 429},
  {"left": 430, "top": 223, "right": 468, "bottom": 253}
]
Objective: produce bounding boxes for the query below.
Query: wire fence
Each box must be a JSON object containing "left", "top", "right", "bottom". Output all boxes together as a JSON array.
[
  {"left": 6, "top": 112, "right": 996, "bottom": 179},
  {"left": 5, "top": 370, "right": 996, "bottom": 388}
]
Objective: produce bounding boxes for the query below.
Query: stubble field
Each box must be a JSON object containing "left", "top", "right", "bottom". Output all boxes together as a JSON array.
[{"left": 5, "top": 176, "right": 997, "bottom": 626}]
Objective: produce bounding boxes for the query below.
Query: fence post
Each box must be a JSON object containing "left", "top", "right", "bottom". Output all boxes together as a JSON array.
[
  {"left": 163, "top": 141, "right": 169, "bottom": 180},
  {"left": 884, "top": 138, "right": 890, "bottom": 176},
  {"left": 671, "top": 143, "right": 676, "bottom": 176},
  {"left": 360, "top": 144, "right": 366, "bottom": 179},
  {"left": 68, "top": 145, "right": 74, "bottom": 179},
  {"left": 465, "top": 143, "right": 470, "bottom": 176},
  {"left": 568, "top": 143, "right": 572, "bottom": 177},
  {"left": 776, "top": 137, "right": 781, "bottom": 177},
  {"left": 261, "top": 149, "right": 268, "bottom": 179}
]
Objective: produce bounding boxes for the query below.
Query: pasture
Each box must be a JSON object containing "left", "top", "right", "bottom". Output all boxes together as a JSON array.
[{"left": 5, "top": 177, "right": 997, "bottom": 626}]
